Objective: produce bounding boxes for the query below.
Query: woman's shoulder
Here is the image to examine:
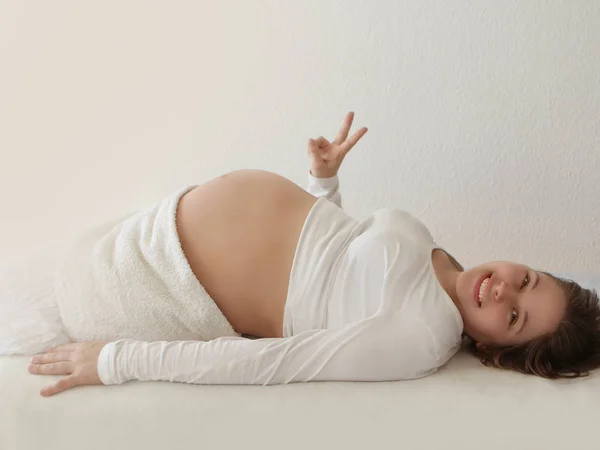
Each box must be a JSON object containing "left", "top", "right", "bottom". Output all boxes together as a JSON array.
[{"left": 372, "top": 309, "right": 462, "bottom": 378}]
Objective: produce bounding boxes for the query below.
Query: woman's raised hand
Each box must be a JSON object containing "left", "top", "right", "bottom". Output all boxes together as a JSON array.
[{"left": 308, "top": 111, "right": 368, "bottom": 178}]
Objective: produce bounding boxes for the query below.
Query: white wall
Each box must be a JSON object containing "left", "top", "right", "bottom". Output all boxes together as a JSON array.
[{"left": 1, "top": 1, "right": 599, "bottom": 271}]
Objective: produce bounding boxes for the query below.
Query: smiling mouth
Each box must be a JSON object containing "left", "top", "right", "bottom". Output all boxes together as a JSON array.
[{"left": 474, "top": 274, "right": 492, "bottom": 307}]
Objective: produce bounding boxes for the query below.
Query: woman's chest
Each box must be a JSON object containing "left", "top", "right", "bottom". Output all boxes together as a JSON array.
[{"left": 326, "top": 229, "right": 432, "bottom": 327}]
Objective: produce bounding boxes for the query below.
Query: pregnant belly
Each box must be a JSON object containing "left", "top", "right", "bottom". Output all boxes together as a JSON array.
[{"left": 175, "top": 169, "right": 318, "bottom": 338}]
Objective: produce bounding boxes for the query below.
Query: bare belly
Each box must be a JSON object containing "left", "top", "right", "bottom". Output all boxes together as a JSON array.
[{"left": 175, "top": 170, "right": 318, "bottom": 338}]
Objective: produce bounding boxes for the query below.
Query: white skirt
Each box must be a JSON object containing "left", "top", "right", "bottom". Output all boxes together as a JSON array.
[{"left": 0, "top": 186, "right": 240, "bottom": 355}]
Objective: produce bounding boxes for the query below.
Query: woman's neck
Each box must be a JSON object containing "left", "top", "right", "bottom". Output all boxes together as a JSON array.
[{"left": 431, "top": 249, "right": 462, "bottom": 307}]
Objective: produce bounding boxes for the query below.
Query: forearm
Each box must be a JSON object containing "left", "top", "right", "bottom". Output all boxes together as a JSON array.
[
  {"left": 98, "top": 335, "right": 329, "bottom": 386},
  {"left": 97, "top": 337, "right": 279, "bottom": 385}
]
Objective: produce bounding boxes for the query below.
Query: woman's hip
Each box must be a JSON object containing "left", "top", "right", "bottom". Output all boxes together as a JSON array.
[{"left": 0, "top": 185, "right": 240, "bottom": 355}]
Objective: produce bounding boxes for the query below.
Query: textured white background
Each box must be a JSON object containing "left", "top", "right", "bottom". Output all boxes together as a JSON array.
[{"left": 1, "top": 1, "right": 598, "bottom": 271}]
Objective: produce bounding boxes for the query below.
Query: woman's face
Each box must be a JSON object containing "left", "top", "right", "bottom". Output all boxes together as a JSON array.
[{"left": 453, "top": 261, "right": 567, "bottom": 348}]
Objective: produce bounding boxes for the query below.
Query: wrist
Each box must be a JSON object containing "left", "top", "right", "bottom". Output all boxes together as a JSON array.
[
  {"left": 310, "top": 168, "right": 338, "bottom": 179},
  {"left": 308, "top": 171, "right": 339, "bottom": 190}
]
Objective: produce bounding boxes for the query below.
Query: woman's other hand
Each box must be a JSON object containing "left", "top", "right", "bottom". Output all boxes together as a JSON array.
[
  {"left": 28, "top": 341, "right": 109, "bottom": 397},
  {"left": 308, "top": 111, "right": 368, "bottom": 178}
]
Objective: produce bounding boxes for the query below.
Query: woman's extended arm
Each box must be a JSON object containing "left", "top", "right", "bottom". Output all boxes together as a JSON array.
[{"left": 28, "top": 311, "right": 440, "bottom": 395}]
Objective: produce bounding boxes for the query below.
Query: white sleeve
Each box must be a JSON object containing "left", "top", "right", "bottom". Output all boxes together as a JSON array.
[
  {"left": 97, "top": 314, "right": 440, "bottom": 386},
  {"left": 307, "top": 172, "right": 342, "bottom": 208}
]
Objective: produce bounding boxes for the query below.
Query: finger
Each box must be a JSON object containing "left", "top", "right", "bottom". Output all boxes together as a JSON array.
[
  {"left": 45, "top": 343, "right": 77, "bottom": 353},
  {"left": 339, "top": 127, "right": 368, "bottom": 156},
  {"left": 29, "top": 361, "right": 74, "bottom": 376},
  {"left": 316, "top": 136, "right": 328, "bottom": 146},
  {"left": 334, "top": 112, "right": 354, "bottom": 145},
  {"left": 41, "top": 376, "right": 79, "bottom": 397},
  {"left": 308, "top": 139, "right": 323, "bottom": 159},
  {"left": 31, "top": 351, "right": 72, "bottom": 364}
]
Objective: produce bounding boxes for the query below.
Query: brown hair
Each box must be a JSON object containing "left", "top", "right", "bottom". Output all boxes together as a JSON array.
[{"left": 468, "top": 273, "right": 600, "bottom": 379}]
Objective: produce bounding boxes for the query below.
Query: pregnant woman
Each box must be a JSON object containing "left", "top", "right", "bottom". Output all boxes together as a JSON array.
[{"left": 9, "top": 112, "right": 600, "bottom": 396}]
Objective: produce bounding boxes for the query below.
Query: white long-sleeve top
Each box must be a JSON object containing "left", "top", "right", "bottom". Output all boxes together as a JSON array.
[{"left": 97, "top": 173, "right": 464, "bottom": 386}]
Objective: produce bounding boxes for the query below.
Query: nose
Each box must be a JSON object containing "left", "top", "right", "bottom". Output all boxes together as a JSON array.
[{"left": 493, "top": 281, "right": 515, "bottom": 303}]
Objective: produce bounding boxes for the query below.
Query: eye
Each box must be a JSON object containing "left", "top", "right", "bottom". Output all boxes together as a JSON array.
[
  {"left": 510, "top": 308, "right": 519, "bottom": 326},
  {"left": 520, "top": 274, "right": 530, "bottom": 290}
]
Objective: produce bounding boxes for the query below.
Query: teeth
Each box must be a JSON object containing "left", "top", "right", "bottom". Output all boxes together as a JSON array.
[{"left": 479, "top": 278, "right": 490, "bottom": 305}]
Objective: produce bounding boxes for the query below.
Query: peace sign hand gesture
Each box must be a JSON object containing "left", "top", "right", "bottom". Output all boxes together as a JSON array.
[{"left": 308, "top": 112, "right": 368, "bottom": 179}]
